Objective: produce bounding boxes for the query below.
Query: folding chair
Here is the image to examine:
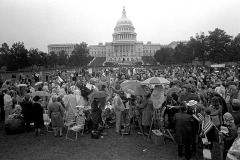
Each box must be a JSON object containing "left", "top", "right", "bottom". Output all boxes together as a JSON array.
[{"left": 66, "top": 115, "right": 85, "bottom": 141}]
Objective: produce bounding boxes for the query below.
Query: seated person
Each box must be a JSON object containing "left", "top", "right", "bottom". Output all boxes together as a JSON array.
[
  {"left": 9, "top": 104, "right": 22, "bottom": 119},
  {"left": 102, "top": 100, "right": 115, "bottom": 127}
]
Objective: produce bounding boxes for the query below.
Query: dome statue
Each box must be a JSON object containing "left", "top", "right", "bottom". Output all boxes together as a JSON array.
[{"left": 116, "top": 6, "right": 133, "bottom": 26}]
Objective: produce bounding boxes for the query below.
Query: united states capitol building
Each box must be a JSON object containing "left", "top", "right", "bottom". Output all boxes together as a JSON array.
[
  {"left": 88, "top": 7, "right": 162, "bottom": 65},
  {"left": 48, "top": 7, "right": 186, "bottom": 66}
]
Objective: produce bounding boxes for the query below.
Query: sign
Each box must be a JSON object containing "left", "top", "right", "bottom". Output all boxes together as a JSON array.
[
  {"left": 88, "top": 68, "right": 92, "bottom": 74},
  {"left": 210, "top": 64, "right": 225, "bottom": 68}
]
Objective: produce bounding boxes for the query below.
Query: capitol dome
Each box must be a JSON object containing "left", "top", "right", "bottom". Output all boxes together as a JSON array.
[{"left": 116, "top": 6, "right": 133, "bottom": 26}]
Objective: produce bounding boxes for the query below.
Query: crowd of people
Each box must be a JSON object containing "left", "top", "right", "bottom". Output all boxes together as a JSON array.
[{"left": 0, "top": 65, "right": 240, "bottom": 160}]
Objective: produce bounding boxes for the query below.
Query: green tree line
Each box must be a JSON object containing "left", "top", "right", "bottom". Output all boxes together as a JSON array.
[
  {"left": 0, "top": 42, "right": 93, "bottom": 71},
  {"left": 154, "top": 28, "right": 240, "bottom": 65}
]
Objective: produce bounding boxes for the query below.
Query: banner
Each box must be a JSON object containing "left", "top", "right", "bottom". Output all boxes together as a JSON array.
[{"left": 210, "top": 64, "right": 225, "bottom": 68}]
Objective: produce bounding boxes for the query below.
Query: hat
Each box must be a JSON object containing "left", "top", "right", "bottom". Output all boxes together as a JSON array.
[
  {"left": 223, "top": 112, "right": 234, "bottom": 124},
  {"left": 33, "top": 96, "right": 41, "bottom": 102},
  {"left": 186, "top": 100, "right": 197, "bottom": 107},
  {"left": 232, "top": 99, "right": 240, "bottom": 108}
]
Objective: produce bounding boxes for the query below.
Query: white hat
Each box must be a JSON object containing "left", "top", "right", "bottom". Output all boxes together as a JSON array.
[{"left": 186, "top": 100, "right": 197, "bottom": 106}]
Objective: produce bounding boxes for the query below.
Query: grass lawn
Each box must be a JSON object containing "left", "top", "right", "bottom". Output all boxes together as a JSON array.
[{"left": 0, "top": 123, "right": 221, "bottom": 160}]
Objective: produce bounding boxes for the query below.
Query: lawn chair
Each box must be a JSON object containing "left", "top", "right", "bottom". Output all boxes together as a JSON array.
[{"left": 66, "top": 110, "right": 86, "bottom": 141}]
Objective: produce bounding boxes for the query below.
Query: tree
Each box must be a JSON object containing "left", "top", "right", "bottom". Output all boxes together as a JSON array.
[
  {"left": 47, "top": 51, "right": 58, "bottom": 68},
  {"left": 0, "top": 43, "right": 11, "bottom": 68},
  {"left": 70, "top": 42, "right": 92, "bottom": 66},
  {"left": 11, "top": 42, "right": 29, "bottom": 69},
  {"left": 38, "top": 51, "right": 48, "bottom": 67},
  {"left": 172, "top": 42, "right": 188, "bottom": 64},
  {"left": 154, "top": 48, "right": 174, "bottom": 65},
  {"left": 29, "top": 48, "right": 41, "bottom": 69},
  {"left": 57, "top": 50, "right": 68, "bottom": 66},
  {"left": 207, "top": 28, "right": 232, "bottom": 63},
  {"left": 229, "top": 33, "right": 240, "bottom": 62},
  {"left": 187, "top": 32, "right": 208, "bottom": 65}
]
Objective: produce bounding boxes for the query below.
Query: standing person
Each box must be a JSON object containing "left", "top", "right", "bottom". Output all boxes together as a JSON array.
[
  {"left": 173, "top": 103, "right": 195, "bottom": 160},
  {"left": 3, "top": 89, "right": 13, "bottom": 122},
  {"left": 91, "top": 98, "right": 102, "bottom": 131},
  {"left": 230, "top": 99, "right": 240, "bottom": 128},
  {"left": 48, "top": 95, "right": 64, "bottom": 137},
  {"left": 32, "top": 96, "right": 44, "bottom": 136},
  {"left": 0, "top": 90, "right": 5, "bottom": 122},
  {"left": 20, "top": 94, "right": 33, "bottom": 131},
  {"left": 113, "top": 92, "right": 125, "bottom": 133},
  {"left": 136, "top": 93, "right": 153, "bottom": 136}
]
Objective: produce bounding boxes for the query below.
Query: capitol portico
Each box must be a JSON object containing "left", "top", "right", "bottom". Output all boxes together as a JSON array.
[{"left": 89, "top": 7, "right": 161, "bottom": 65}]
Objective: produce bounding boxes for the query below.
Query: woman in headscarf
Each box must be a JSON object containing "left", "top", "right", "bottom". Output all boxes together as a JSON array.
[
  {"left": 219, "top": 112, "right": 238, "bottom": 160},
  {"left": 32, "top": 96, "right": 44, "bottom": 136},
  {"left": 48, "top": 95, "right": 65, "bottom": 137}
]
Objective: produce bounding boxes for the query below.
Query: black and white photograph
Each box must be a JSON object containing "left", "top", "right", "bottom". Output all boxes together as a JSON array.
[{"left": 0, "top": 0, "right": 240, "bottom": 160}]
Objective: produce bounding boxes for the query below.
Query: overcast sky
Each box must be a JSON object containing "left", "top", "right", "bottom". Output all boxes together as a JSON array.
[{"left": 0, "top": 0, "right": 240, "bottom": 52}]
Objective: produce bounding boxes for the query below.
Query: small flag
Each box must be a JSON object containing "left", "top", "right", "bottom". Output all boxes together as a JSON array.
[
  {"left": 192, "top": 114, "right": 200, "bottom": 121},
  {"left": 197, "top": 113, "right": 204, "bottom": 121},
  {"left": 203, "top": 119, "right": 214, "bottom": 135}
]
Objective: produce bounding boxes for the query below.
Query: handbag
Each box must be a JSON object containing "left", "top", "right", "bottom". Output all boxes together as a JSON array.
[{"left": 91, "top": 131, "right": 100, "bottom": 139}]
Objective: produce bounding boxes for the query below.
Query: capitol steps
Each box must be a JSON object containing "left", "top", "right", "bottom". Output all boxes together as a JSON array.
[
  {"left": 88, "top": 57, "right": 106, "bottom": 67},
  {"left": 142, "top": 56, "right": 157, "bottom": 65}
]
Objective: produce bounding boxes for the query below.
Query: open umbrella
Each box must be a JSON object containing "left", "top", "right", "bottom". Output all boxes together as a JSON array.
[
  {"left": 121, "top": 80, "right": 147, "bottom": 96},
  {"left": 90, "top": 77, "right": 99, "bottom": 84},
  {"left": 141, "top": 77, "right": 170, "bottom": 85},
  {"left": 171, "top": 79, "right": 182, "bottom": 85},
  {"left": 187, "top": 77, "right": 196, "bottom": 83},
  {"left": 100, "top": 77, "right": 108, "bottom": 82},
  {"left": 32, "top": 91, "right": 51, "bottom": 97},
  {"left": 166, "top": 86, "right": 181, "bottom": 95},
  {"left": 17, "top": 84, "right": 27, "bottom": 87},
  {"left": 182, "top": 83, "right": 195, "bottom": 89},
  {"left": 88, "top": 91, "right": 109, "bottom": 99},
  {"left": 35, "top": 82, "right": 43, "bottom": 86}
]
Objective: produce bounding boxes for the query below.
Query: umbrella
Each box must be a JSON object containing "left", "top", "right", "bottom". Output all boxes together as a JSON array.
[
  {"left": 88, "top": 91, "right": 109, "bottom": 99},
  {"left": 17, "top": 84, "right": 27, "bottom": 87},
  {"left": 141, "top": 77, "right": 170, "bottom": 85},
  {"left": 32, "top": 91, "right": 51, "bottom": 97},
  {"left": 182, "top": 83, "right": 195, "bottom": 89},
  {"left": 226, "top": 81, "right": 237, "bottom": 86},
  {"left": 35, "top": 82, "right": 43, "bottom": 86},
  {"left": 187, "top": 77, "right": 196, "bottom": 83},
  {"left": 121, "top": 80, "right": 147, "bottom": 96},
  {"left": 90, "top": 77, "right": 99, "bottom": 84},
  {"left": 0, "top": 88, "right": 8, "bottom": 92},
  {"left": 100, "top": 77, "right": 108, "bottom": 82},
  {"left": 166, "top": 86, "right": 181, "bottom": 95},
  {"left": 171, "top": 80, "right": 182, "bottom": 84}
]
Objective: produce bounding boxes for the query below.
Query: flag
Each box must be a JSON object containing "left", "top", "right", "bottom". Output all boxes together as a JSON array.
[
  {"left": 197, "top": 113, "right": 204, "bottom": 121},
  {"left": 203, "top": 119, "right": 214, "bottom": 135}
]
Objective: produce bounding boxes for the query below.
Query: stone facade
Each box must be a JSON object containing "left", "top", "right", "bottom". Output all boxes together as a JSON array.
[
  {"left": 47, "top": 44, "right": 76, "bottom": 56},
  {"left": 89, "top": 7, "right": 162, "bottom": 64}
]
